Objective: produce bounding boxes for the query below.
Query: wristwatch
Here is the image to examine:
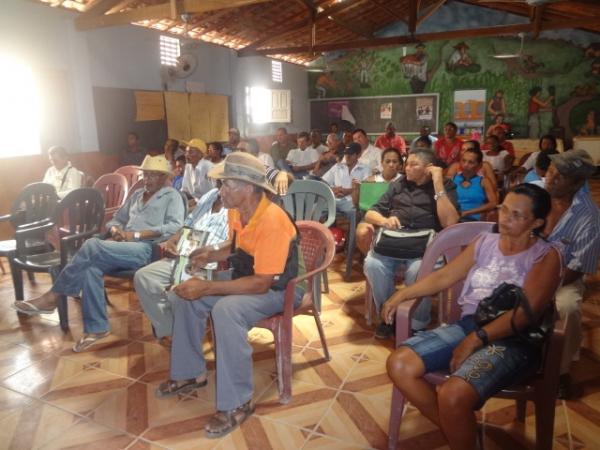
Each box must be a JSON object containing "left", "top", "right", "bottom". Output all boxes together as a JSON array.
[
  {"left": 433, "top": 191, "right": 447, "bottom": 201},
  {"left": 213, "top": 243, "right": 220, "bottom": 251},
  {"left": 475, "top": 327, "right": 489, "bottom": 346},
  {"left": 133, "top": 231, "right": 141, "bottom": 241}
]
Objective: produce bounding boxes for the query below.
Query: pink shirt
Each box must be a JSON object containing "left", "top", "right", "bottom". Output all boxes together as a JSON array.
[{"left": 375, "top": 134, "right": 407, "bottom": 154}]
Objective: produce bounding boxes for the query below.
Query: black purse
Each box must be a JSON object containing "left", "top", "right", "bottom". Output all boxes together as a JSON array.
[
  {"left": 474, "top": 282, "right": 554, "bottom": 346},
  {"left": 373, "top": 228, "right": 436, "bottom": 259}
]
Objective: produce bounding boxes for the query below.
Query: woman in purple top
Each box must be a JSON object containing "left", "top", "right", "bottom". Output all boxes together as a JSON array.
[{"left": 382, "top": 183, "right": 561, "bottom": 450}]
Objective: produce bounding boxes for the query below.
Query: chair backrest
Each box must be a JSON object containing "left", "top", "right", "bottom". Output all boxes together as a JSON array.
[
  {"left": 93, "top": 173, "right": 129, "bottom": 209},
  {"left": 297, "top": 220, "right": 336, "bottom": 275},
  {"left": 282, "top": 180, "right": 336, "bottom": 227},
  {"left": 416, "top": 221, "right": 496, "bottom": 323},
  {"left": 54, "top": 188, "right": 105, "bottom": 252},
  {"left": 10, "top": 182, "right": 59, "bottom": 228},
  {"left": 115, "top": 165, "right": 143, "bottom": 188},
  {"left": 358, "top": 182, "right": 389, "bottom": 212},
  {"left": 126, "top": 178, "right": 145, "bottom": 200}
]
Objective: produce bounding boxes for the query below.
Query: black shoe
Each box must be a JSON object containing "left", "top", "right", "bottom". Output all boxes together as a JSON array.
[{"left": 375, "top": 322, "right": 395, "bottom": 340}]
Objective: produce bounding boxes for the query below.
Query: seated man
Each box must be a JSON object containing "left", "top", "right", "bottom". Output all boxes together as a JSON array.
[
  {"left": 363, "top": 149, "right": 459, "bottom": 339},
  {"left": 13, "top": 155, "right": 185, "bottom": 352},
  {"left": 181, "top": 138, "right": 214, "bottom": 203},
  {"left": 322, "top": 142, "right": 370, "bottom": 214},
  {"left": 313, "top": 132, "right": 344, "bottom": 178},
  {"left": 156, "top": 152, "right": 303, "bottom": 438},
  {"left": 171, "top": 155, "right": 187, "bottom": 191},
  {"left": 284, "top": 131, "right": 319, "bottom": 179},
  {"left": 42, "top": 146, "right": 83, "bottom": 199},
  {"left": 410, "top": 126, "right": 437, "bottom": 151},
  {"left": 374, "top": 121, "right": 407, "bottom": 155}
]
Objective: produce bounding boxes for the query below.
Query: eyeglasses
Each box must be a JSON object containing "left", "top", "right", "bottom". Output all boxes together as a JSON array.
[
  {"left": 221, "top": 180, "right": 241, "bottom": 190},
  {"left": 497, "top": 204, "right": 531, "bottom": 222}
]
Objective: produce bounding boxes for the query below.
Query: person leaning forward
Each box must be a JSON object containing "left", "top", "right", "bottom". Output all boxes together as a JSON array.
[{"left": 156, "top": 152, "right": 303, "bottom": 438}]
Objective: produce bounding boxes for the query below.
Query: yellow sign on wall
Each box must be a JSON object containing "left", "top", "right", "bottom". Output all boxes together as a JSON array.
[{"left": 164, "top": 92, "right": 229, "bottom": 143}]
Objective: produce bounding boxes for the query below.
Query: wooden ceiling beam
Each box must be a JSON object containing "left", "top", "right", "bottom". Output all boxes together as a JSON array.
[
  {"left": 241, "top": 0, "right": 364, "bottom": 52},
  {"left": 75, "top": 0, "right": 272, "bottom": 30},
  {"left": 417, "top": 0, "right": 445, "bottom": 26},
  {"left": 532, "top": 5, "right": 545, "bottom": 39},
  {"left": 408, "top": 0, "right": 417, "bottom": 34},
  {"left": 239, "top": 17, "right": 600, "bottom": 56},
  {"left": 293, "top": 0, "right": 316, "bottom": 12},
  {"left": 80, "top": 0, "right": 129, "bottom": 18},
  {"left": 371, "top": 0, "right": 406, "bottom": 24},
  {"left": 327, "top": 15, "right": 372, "bottom": 39}
]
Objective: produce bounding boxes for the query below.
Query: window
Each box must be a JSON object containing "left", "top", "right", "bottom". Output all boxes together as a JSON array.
[
  {"left": 246, "top": 87, "right": 291, "bottom": 124},
  {"left": 0, "top": 54, "right": 41, "bottom": 158},
  {"left": 271, "top": 60, "right": 282, "bottom": 83},
  {"left": 160, "top": 35, "right": 180, "bottom": 66}
]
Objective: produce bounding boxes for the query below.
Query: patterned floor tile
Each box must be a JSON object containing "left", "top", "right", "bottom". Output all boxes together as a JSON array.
[
  {"left": 0, "top": 386, "right": 33, "bottom": 423},
  {"left": 0, "top": 340, "right": 52, "bottom": 381},
  {"left": 301, "top": 433, "right": 370, "bottom": 450},
  {"left": 39, "top": 418, "right": 136, "bottom": 450},
  {"left": 0, "top": 399, "right": 82, "bottom": 450},
  {"left": 125, "top": 438, "right": 170, "bottom": 450},
  {"left": 215, "top": 415, "right": 307, "bottom": 450}
]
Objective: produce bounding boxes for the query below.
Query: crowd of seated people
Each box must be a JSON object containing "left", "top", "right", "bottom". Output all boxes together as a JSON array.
[{"left": 7, "top": 119, "right": 600, "bottom": 446}]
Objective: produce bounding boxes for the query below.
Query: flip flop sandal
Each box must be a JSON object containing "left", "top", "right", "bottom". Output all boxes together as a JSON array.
[
  {"left": 12, "top": 301, "right": 55, "bottom": 316},
  {"left": 72, "top": 331, "right": 111, "bottom": 353},
  {"left": 204, "top": 400, "right": 255, "bottom": 439},
  {"left": 155, "top": 378, "right": 208, "bottom": 398}
]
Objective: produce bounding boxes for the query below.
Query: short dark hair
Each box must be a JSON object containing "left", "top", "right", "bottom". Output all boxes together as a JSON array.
[
  {"left": 538, "top": 134, "right": 557, "bottom": 152},
  {"left": 486, "top": 134, "right": 500, "bottom": 145},
  {"left": 381, "top": 147, "right": 402, "bottom": 162},
  {"left": 297, "top": 131, "right": 310, "bottom": 140},
  {"left": 175, "top": 155, "right": 187, "bottom": 164},
  {"left": 48, "top": 146, "right": 68, "bottom": 158},
  {"left": 463, "top": 145, "right": 483, "bottom": 164},
  {"left": 277, "top": 127, "right": 287, "bottom": 134},
  {"left": 445, "top": 122, "right": 458, "bottom": 131},
  {"left": 535, "top": 149, "right": 558, "bottom": 171},
  {"left": 409, "top": 148, "right": 436, "bottom": 165},
  {"left": 509, "top": 183, "right": 551, "bottom": 235},
  {"left": 352, "top": 128, "right": 367, "bottom": 137},
  {"left": 208, "top": 141, "right": 224, "bottom": 155},
  {"left": 415, "top": 135, "right": 431, "bottom": 147}
]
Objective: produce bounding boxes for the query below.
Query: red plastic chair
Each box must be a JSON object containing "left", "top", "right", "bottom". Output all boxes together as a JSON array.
[
  {"left": 255, "top": 220, "right": 336, "bottom": 404},
  {"left": 115, "top": 165, "right": 143, "bottom": 188},
  {"left": 387, "top": 221, "right": 565, "bottom": 450},
  {"left": 126, "top": 178, "right": 145, "bottom": 200},
  {"left": 93, "top": 173, "right": 128, "bottom": 227}
]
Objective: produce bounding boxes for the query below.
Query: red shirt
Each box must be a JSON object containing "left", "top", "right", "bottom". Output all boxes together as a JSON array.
[
  {"left": 482, "top": 140, "right": 515, "bottom": 156},
  {"left": 434, "top": 137, "right": 463, "bottom": 166},
  {"left": 374, "top": 134, "right": 406, "bottom": 154}
]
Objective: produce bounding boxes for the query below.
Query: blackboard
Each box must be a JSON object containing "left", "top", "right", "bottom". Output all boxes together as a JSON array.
[
  {"left": 310, "top": 93, "right": 439, "bottom": 136},
  {"left": 93, "top": 86, "right": 167, "bottom": 155}
]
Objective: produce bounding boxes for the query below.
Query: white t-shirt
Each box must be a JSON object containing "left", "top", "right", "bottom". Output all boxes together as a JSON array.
[
  {"left": 42, "top": 162, "right": 83, "bottom": 199},
  {"left": 182, "top": 159, "right": 215, "bottom": 201},
  {"left": 483, "top": 150, "right": 510, "bottom": 173},
  {"left": 521, "top": 151, "right": 540, "bottom": 171},
  {"left": 373, "top": 173, "right": 402, "bottom": 182},
  {"left": 286, "top": 147, "right": 319, "bottom": 167},
  {"left": 309, "top": 144, "right": 328, "bottom": 155},
  {"left": 322, "top": 162, "right": 370, "bottom": 201},
  {"left": 358, "top": 144, "right": 382, "bottom": 174}
]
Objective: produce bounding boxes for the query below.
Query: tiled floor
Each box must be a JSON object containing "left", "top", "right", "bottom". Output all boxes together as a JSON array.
[{"left": 0, "top": 179, "right": 599, "bottom": 450}]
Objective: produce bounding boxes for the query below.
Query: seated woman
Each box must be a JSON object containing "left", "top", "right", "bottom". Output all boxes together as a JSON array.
[
  {"left": 452, "top": 146, "right": 497, "bottom": 221},
  {"left": 383, "top": 183, "right": 561, "bottom": 450},
  {"left": 486, "top": 113, "right": 510, "bottom": 137},
  {"left": 519, "top": 134, "right": 557, "bottom": 175},
  {"left": 483, "top": 135, "right": 514, "bottom": 186},
  {"left": 354, "top": 147, "right": 403, "bottom": 255},
  {"left": 446, "top": 140, "right": 496, "bottom": 188}
]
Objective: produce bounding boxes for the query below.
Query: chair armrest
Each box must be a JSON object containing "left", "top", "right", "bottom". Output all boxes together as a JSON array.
[
  {"left": 61, "top": 228, "right": 101, "bottom": 244},
  {"left": 0, "top": 213, "right": 12, "bottom": 223},
  {"left": 281, "top": 265, "right": 328, "bottom": 320},
  {"left": 15, "top": 220, "right": 54, "bottom": 238},
  {"left": 394, "top": 297, "right": 427, "bottom": 347}
]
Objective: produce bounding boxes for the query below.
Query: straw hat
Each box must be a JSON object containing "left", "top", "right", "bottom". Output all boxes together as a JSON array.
[
  {"left": 208, "top": 152, "right": 276, "bottom": 194},
  {"left": 138, "top": 155, "right": 171, "bottom": 174},
  {"left": 182, "top": 138, "right": 207, "bottom": 154}
]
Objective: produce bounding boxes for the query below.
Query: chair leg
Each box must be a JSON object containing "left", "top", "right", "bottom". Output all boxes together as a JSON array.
[
  {"left": 274, "top": 325, "right": 293, "bottom": 404},
  {"left": 365, "top": 281, "right": 374, "bottom": 326},
  {"left": 516, "top": 399, "right": 527, "bottom": 422},
  {"left": 534, "top": 396, "right": 556, "bottom": 450},
  {"left": 344, "top": 211, "right": 357, "bottom": 282},
  {"left": 57, "top": 295, "right": 69, "bottom": 332},
  {"left": 387, "top": 386, "right": 407, "bottom": 450},
  {"left": 27, "top": 271, "right": 35, "bottom": 282},
  {"left": 9, "top": 257, "right": 24, "bottom": 301},
  {"left": 0, "top": 257, "right": 5, "bottom": 274},
  {"left": 312, "top": 309, "right": 331, "bottom": 361},
  {"left": 322, "top": 271, "right": 329, "bottom": 293},
  {"left": 313, "top": 275, "right": 322, "bottom": 312}
]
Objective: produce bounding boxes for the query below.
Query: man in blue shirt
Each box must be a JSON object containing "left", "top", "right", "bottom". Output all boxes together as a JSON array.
[
  {"left": 543, "top": 149, "right": 600, "bottom": 397},
  {"left": 13, "top": 155, "right": 185, "bottom": 352}
]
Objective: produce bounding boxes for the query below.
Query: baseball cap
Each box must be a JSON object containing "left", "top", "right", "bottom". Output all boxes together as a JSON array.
[{"left": 548, "top": 149, "right": 596, "bottom": 179}]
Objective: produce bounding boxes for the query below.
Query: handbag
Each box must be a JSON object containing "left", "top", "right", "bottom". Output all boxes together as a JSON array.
[
  {"left": 474, "top": 282, "right": 555, "bottom": 346},
  {"left": 373, "top": 227, "right": 436, "bottom": 259}
]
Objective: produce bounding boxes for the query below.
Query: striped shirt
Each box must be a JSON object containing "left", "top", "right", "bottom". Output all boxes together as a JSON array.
[
  {"left": 183, "top": 188, "right": 228, "bottom": 245},
  {"left": 547, "top": 187, "right": 600, "bottom": 274}
]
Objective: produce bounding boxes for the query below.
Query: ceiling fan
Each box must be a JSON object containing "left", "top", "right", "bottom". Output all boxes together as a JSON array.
[{"left": 492, "top": 32, "right": 526, "bottom": 59}]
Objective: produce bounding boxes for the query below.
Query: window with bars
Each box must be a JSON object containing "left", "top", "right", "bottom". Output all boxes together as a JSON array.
[
  {"left": 160, "top": 35, "right": 180, "bottom": 66},
  {"left": 271, "top": 60, "right": 283, "bottom": 83}
]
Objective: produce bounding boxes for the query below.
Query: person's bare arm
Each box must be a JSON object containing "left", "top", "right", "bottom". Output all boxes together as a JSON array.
[
  {"left": 428, "top": 166, "right": 459, "bottom": 228},
  {"left": 173, "top": 273, "right": 275, "bottom": 300},
  {"left": 461, "top": 177, "right": 498, "bottom": 217},
  {"left": 365, "top": 209, "right": 400, "bottom": 229}
]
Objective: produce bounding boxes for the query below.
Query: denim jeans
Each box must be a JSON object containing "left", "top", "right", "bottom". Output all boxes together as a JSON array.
[
  {"left": 52, "top": 237, "right": 152, "bottom": 333},
  {"left": 363, "top": 250, "right": 430, "bottom": 330}
]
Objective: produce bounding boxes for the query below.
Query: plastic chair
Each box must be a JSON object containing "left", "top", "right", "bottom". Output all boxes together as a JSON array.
[
  {"left": 125, "top": 178, "right": 145, "bottom": 200},
  {"left": 386, "top": 221, "right": 564, "bottom": 450},
  {"left": 282, "top": 180, "right": 336, "bottom": 307},
  {"left": 1, "top": 183, "right": 59, "bottom": 288},
  {"left": 358, "top": 181, "right": 389, "bottom": 212},
  {"left": 11, "top": 188, "right": 105, "bottom": 331},
  {"left": 115, "top": 165, "right": 143, "bottom": 188},
  {"left": 93, "top": 173, "right": 129, "bottom": 227},
  {"left": 255, "top": 220, "right": 335, "bottom": 404}
]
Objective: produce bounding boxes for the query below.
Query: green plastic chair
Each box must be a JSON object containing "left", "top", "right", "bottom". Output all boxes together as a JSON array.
[{"left": 358, "top": 182, "right": 389, "bottom": 212}]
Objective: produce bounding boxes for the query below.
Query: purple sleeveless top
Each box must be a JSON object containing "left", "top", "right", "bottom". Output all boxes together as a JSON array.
[{"left": 459, "top": 232, "right": 557, "bottom": 317}]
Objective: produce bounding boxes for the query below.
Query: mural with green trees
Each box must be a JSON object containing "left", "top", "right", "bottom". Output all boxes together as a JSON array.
[{"left": 309, "top": 36, "right": 600, "bottom": 141}]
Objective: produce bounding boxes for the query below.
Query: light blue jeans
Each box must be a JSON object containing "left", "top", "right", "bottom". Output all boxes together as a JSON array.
[
  {"left": 52, "top": 238, "right": 152, "bottom": 333},
  {"left": 363, "top": 250, "right": 431, "bottom": 330}
]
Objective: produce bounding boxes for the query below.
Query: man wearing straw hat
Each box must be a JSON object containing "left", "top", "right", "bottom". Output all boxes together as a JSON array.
[
  {"left": 13, "top": 155, "right": 184, "bottom": 352},
  {"left": 156, "top": 152, "right": 302, "bottom": 438},
  {"left": 181, "top": 138, "right": 215, "bottom": 203}
]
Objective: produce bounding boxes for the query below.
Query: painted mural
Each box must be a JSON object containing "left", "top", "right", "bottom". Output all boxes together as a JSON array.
[{"left": 308, "top": 36, "right": 600, "bottom": 141}]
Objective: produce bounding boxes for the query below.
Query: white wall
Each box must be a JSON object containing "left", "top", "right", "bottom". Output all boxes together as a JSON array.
[{"left": 1, "top": 0, "right": 309, "bottom": 152}]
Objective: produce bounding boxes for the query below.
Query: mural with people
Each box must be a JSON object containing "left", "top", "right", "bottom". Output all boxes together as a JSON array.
[{"left": 308, "top": 36, "right": 600, "bottom": 140}]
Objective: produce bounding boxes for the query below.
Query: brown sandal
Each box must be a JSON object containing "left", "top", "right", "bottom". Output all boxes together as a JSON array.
[
  {"left": 155, "top": 378, "right": 207, "bottom": 398},
  {"left": 204, "top": 400, "right": 255, "bottom": 438}
]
